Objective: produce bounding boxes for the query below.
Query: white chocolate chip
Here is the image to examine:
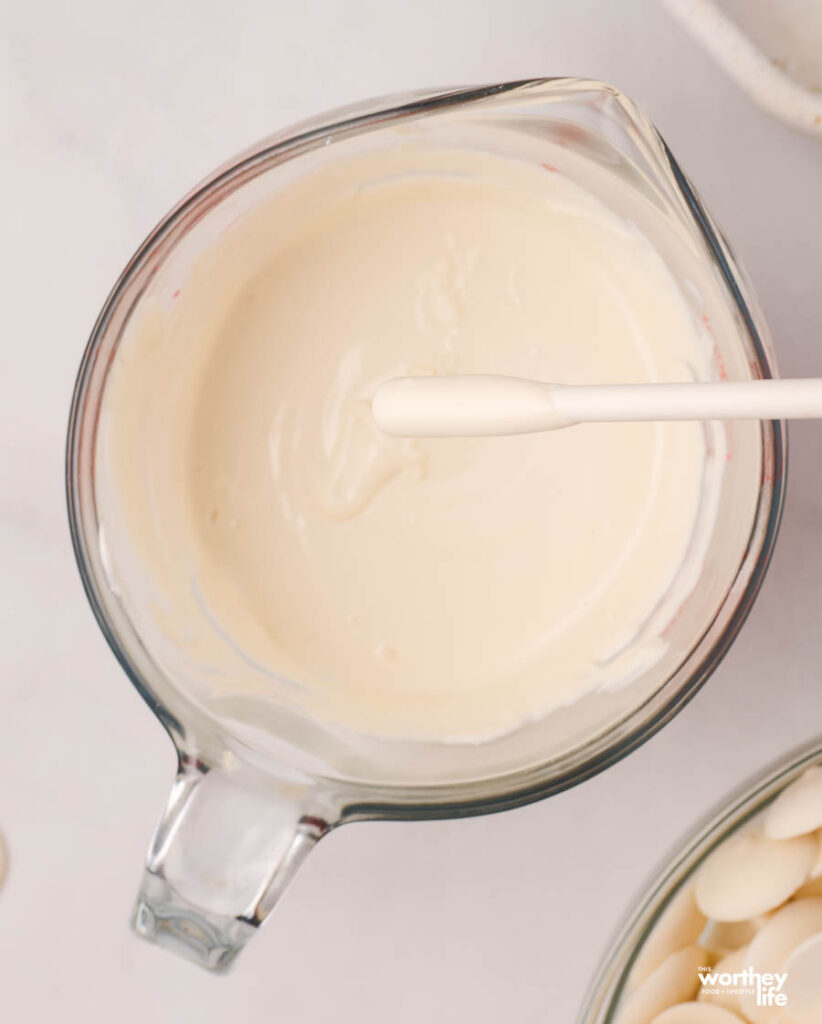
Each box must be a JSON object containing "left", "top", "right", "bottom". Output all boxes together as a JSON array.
[
  {"left": 764, "top": 767, "right": 822, "bottom": 840},
  {"left": 615, "top": 945, "right": 706, "bottom": 1024},
  {"left": 741, "top": 898, "right": 822, "bottom": 1023},
  {"left": 695, "top": 834, "right": 816, "bottom": 921},
  {"left": 781, "top": 930, "right": 822, "bottom": 1023}
]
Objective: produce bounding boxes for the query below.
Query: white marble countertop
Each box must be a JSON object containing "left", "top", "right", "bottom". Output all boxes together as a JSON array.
[{"left": 3, "top": 1, "right": 822, "bottom": 1020}]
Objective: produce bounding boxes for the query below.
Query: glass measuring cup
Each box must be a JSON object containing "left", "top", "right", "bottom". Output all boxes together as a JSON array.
[
  {"left": 66, "top": 79, "right": 786, "bottom": 970},
  {"left": 578, "top": 739, "right": 822, "bottom": 1023}
]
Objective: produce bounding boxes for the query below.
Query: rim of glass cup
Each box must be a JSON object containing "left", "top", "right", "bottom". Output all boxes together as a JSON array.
[
  {"left": 578, "top": 737, "right": 822, "bottom": 1024},
  {"left": 66, "top": 77, "right": 787, "bottom": 823}
]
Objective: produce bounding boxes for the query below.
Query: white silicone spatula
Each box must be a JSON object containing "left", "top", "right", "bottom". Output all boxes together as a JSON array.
[{"left": 372, "top": 374, "right": 822, "bottom": 437}]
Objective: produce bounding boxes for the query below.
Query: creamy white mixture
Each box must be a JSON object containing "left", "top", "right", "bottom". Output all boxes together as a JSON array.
[{"left": 100, "top": 144, "right": 723, "bottom": 743}]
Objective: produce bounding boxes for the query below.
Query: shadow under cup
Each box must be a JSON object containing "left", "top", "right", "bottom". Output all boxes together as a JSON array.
[{"left": 67, "top": 79, "right": 785, "bottom": 969}]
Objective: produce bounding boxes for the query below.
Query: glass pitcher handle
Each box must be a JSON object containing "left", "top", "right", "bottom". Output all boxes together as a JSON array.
[{"left": 132, "top": 756, "right": 333, "bottom": 971}]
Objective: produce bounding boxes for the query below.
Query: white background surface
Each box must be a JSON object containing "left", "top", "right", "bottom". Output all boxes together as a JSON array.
[{"left": 2, "top": 1, "right": 822, "bottom": 1020}]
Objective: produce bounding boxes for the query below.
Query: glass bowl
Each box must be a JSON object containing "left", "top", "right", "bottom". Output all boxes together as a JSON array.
[
  {"left": 66, "top": 78, "right": 787, "bottom": 969},
  {"left": 579, "top": 739, "right": 822, "bottom": 1022}
]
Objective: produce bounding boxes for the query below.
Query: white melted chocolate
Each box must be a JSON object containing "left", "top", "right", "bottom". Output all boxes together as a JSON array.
[{"left": 99, "top": 144, "right": 729, "bottom": 743}]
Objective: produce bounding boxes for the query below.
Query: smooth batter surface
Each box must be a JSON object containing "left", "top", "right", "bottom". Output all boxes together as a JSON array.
[{"left": 100, "top": 145, "right": 720, "bottom": 743}]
